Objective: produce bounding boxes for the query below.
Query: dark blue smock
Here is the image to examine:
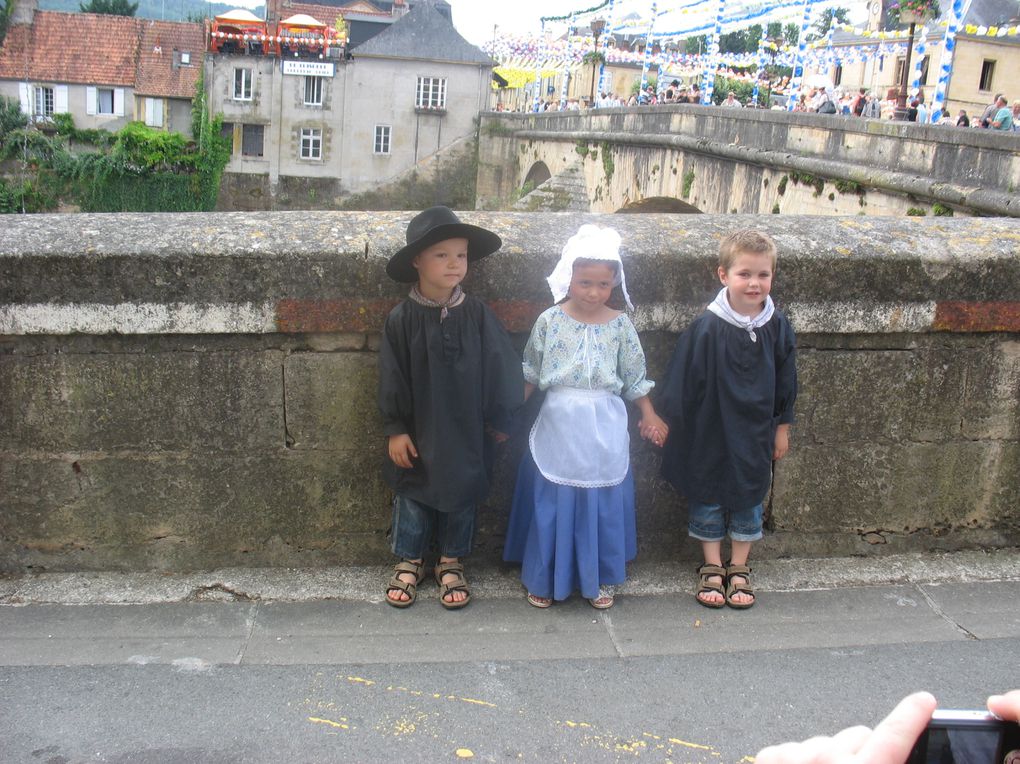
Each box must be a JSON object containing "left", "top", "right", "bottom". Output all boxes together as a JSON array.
[
  {"left": 658, "top": 310, "right": 798, "bottom": 508},
  {"left": 377, "top": 296, "right": 524, "bottom": 512}
]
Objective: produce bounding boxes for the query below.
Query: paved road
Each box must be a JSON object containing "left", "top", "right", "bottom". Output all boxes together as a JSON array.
[{"left": 1, "top": 552, "right": 1019, "bottom": 763}]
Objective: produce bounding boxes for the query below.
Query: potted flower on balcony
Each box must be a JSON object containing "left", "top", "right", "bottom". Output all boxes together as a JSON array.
[{"left": 893, "top": 0, "right": 940, "bottom": 26}]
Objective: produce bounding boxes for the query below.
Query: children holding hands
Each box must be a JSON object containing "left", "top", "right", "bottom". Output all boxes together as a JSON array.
[
  {"left": 659, "top": 229, "right": 798, "bottom": 609},
  {"left": 503, "top": 225, "right": 668, "bottom": 609},
  {"left": 378, "top": 211, "right": 795, "bottom": 615}
]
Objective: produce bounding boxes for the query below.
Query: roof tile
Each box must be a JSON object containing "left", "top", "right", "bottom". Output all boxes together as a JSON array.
[{"left": 135, "top": 19, "right": 204, "bottom": 98}]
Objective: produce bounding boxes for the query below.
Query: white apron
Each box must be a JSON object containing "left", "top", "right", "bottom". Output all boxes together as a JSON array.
[{"left": 529, "top": 386, "right": 629, "bottom": 488}]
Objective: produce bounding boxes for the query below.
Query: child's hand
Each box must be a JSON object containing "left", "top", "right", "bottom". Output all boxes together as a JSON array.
[
  {"left": 486, "top": 425, "right": 509, "bottom": 444},
  {"left": 639, "top": 413, "right": 670, "bottom": 448},
  {"left": 773, "top": 424, "right": 790, "bottom": 460},
  {"left": 388, "top": 434, "right": 418, "bottom": 469}
]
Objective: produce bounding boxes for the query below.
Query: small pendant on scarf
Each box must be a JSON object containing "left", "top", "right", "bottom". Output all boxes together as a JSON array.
[{"left": 749, "top": 331, "right": 757, "bottom": 342}]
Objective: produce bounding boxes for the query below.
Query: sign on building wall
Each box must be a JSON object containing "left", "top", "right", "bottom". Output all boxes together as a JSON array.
[{"left": 282, "top": 61, "right": 335, "bottom": 77}]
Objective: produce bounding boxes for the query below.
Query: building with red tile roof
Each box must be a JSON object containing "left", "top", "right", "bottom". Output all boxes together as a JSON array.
[{"left": 0, "top": 5, "right": 203, "bottom": 136}]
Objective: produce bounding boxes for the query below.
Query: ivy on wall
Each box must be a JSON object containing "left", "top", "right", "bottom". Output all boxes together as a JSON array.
[{"left": 0, "top": 72, "right": 230, "bottom": 213}]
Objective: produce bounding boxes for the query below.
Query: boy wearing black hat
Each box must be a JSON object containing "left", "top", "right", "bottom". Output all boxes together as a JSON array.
[{"left": 379, "top": 206, "right": 523, "bottom": 609}]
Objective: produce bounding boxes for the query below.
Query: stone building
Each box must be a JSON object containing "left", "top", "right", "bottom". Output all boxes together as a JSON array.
[
  {"left": 803, "top": 0, "right": 1020, "bottom": 117},
  {"left": 0, "top": 1, "right": 203, "bottom": 136},
  {"left": 209, "top": 0, "right": 495, "bottom": 208}
]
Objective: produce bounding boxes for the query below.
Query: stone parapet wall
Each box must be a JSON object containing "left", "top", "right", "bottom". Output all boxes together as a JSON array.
[{"left": 1, "top": 212, "right": 1018, "bottom": 572}]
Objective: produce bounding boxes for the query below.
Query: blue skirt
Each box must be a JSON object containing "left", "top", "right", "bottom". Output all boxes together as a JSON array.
[{"left": 503, "top": 451, "right": 637, "bottom": 601}]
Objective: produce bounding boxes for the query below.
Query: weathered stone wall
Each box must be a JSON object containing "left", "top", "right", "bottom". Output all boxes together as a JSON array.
[
  {"left": 1, "top": 212, "right": 1018, "bottom": 572},
  {"left": 476, "top": 107, "right": 1020, "bottom": 217}
]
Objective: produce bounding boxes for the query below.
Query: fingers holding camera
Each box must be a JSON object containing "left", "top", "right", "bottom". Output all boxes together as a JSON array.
[
  {"left": 856, "top": 691, "right": 937, "bottom": 764},
  {"left": 988, "top": 690, "right": 1020, "bottom": 723},
  {"left": 755, "top": 691, "right": 936, "bottom": 764}
]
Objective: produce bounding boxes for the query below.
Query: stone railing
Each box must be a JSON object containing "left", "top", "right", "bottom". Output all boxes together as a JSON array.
[
  {"left": 477, "top": 107, "right": 1020, "bottom": 216},
  {"left": 1, "top": 212, "right": 1018, "bottom": 572}
]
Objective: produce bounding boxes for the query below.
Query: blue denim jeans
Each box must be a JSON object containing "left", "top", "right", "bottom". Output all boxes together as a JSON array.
[
  {"left": 688, "top": 501, "right": 764, "bottom": 542},
  {"left": 390, "top": 495, "right": 476, "bottom": 560}
]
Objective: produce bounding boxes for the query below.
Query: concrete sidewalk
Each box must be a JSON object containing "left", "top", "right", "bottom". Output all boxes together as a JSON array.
[{"left": 1, "top": 549, "right": 1018, "bottom": 668}]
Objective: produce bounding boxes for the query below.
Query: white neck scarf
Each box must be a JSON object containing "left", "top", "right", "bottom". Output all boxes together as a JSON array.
[{"left": 707, "top": 287, "right": 774, "bottom": 342}]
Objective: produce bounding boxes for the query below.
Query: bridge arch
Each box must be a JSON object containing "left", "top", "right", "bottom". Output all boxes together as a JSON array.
[
  {"left": 616, "top": 197, "right": 702, "bottom": 214},
  {"left": 523, "top": 161, "right": 551, "bottom": 192}
]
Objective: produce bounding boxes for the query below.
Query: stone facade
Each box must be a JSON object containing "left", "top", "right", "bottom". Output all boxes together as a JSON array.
[
  {"left": 1, "top": 212, "right": 1018, "bottom": 572},
  {"left": 205, "top": 1, "right": 494, "bottom": 205}
]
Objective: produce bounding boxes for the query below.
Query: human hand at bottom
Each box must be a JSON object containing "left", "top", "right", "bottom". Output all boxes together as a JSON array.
[
  {"left": 988, "top": 690, "right": 1020, "bottom": 723},
  {"left": 755, "top": 691, "right": 937, "bottom": 764}
]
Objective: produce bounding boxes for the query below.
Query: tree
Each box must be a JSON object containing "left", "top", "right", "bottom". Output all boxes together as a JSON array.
[
  {"left": 0, "top": 0, "right": 13, "bottom": 45},
  {"left": 683, "top": 35, "right": 707, "bottom": 55},
  {"left": 79, "top": 0, "right": 138, "bottom": 16},
  {"left": 807, "top": 7, "right": 851, "bottom": 41}
]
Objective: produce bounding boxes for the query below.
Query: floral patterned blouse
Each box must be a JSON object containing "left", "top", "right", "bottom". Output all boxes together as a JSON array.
[{"left": 522, "top": 305, "right": 654, "bottom": 401}]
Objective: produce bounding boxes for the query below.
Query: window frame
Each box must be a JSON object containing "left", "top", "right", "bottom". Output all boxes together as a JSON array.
[
  {"left": 300, "top": 127, "right": 322, "bottom": 160},
  {"left": 303, "top": 76, "right": 323, "bottom": 106},
  {"left": 373, "top": 124, "right": 391, "bottom": 155},
  {"left": 978, "top": 60, "right": 996, "bottom": 92},
  {"left": 233, "top": 68, "right": 253, "bottom": 101},
  {"left": 34, "top": 85, "right": 54, "bottom": 118},
  {"left": 415, "top": 76, "right": 447, "bottom": 110},
  {"left": 96, "top": 87, "right": 115, "bottom": 115},
  {"left": 241, "top": 123, "right": 265, "bottom": 158},
  {"left": 143, "top": 96, "right": 164, "bottom": 128}
]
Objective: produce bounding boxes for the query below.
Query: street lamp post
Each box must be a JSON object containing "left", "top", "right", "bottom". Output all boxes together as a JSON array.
[
  {"left": 589, "top": 17, "right": 607, "bottom": 104},
  {"left": 893, "top": 18, "right": 918, "bottom": 120}
]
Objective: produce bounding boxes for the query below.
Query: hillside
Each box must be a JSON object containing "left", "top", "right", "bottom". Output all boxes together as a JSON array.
[{"left": 39, "top": 0, "right": 265, "bottom": 23}]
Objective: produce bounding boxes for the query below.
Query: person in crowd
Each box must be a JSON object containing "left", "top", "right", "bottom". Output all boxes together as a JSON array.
[
  {"left": 852, "top": 87, "right": 867, "bottom": 116},
  {"left": 991, "top": 95, "right": 1014, "bottom": 130},
  {"left": 504, "top": 226, "right": 667, "bottom": 610},
  {"left": 956, "top": 109, "right": 970, "bottom": 127},
  {"left": 722, "top": 91, "right": 742, "bottom": 108},
  {"left": 756, "top": 690, "right": 1020, "bottom": 764},
  {"left": 659, "top": 230, "right": 797, "bottom": 610},
  {"left": 862, "top": 92, "right": 882, "bottom": 119},
  {"left": 379, "top": 207, "right": 523, "bottom": 609},
  {"left": 980, "top": 93, "right": 1004, "bottom": 127}
]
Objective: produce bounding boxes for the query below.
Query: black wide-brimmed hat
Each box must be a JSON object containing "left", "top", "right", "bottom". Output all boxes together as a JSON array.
[{"left": 386, "top": 206, "right": 502, "bottom": 283}]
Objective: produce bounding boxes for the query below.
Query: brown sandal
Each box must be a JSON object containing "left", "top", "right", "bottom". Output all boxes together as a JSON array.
[
  {"left": 434, "top": 561, "right": 471, "bottom": 610},
  {"left": 725, "top": 563, "right": 755, "bottom": 609},
  {"left": 385, "top": 560, "right": 424, "bottom": 608},
  {"left": 695, "top": 563, "right": 727, "bottom": 609}
]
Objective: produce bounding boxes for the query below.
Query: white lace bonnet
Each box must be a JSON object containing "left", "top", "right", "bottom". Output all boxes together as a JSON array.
[{"left": 546, "top": 225, "right": 634, "bottom": 310}]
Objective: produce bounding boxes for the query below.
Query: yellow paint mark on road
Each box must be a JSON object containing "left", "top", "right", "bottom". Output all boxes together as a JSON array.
[
  {"left": 564, "top": 720, "right": 593, "bottom": 729},
  {"left": 614, "top": 739, "right": 648, "bottom": 753},
  {"left": 455, "top": 749, "right": 475, "bottom": 759},
  {"left": 347, "top": 676, "right": 375, "bottom": 686},
  {"left": 309, "top": 716, "right": 349, "bottom": 730},
  {"left": 459, "top": 697, "right": 497, "bottom": 708},
  {"left": 667, "top": 737, "right": 713, "bottom": 751},
  {"left": 643, "top": 732, "right": 661, "bottom": 740},
  {"left": 738, "top": 756, "right": 756, "bottom": 763}
]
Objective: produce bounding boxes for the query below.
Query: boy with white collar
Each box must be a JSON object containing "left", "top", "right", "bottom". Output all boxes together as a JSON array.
[{"left": 659, "top": 229, "right": 798, "bottom": 610}]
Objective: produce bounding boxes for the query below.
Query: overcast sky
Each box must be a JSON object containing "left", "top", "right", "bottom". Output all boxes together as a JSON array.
[{"left": 446, "top": 0, "right": 605, "bottom": 46}]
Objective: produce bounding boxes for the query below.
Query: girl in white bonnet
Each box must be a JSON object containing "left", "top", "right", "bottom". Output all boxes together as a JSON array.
[{"left": 503, "top": 225, "right": 668, "bottom": 608}]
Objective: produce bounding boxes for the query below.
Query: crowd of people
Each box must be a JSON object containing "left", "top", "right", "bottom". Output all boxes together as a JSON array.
[{"left": 497, "top": 77, "right": 1020, "bottom": 131}]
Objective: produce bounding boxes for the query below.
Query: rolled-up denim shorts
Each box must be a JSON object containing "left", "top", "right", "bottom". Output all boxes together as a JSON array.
[
  {"left": 390, "top": 494, "right": 476, "bottom": 559},
  {"left": 687, "top": 500, "right": 764, "bottom": 542}
]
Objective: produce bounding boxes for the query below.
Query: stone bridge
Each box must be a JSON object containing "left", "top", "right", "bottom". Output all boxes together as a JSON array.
[
  {"left": 476, "top": 106, "right": 1020, "bottom": 218},
  {"left": 2, "top": 212, "right": 1019, "bottom": 573}
]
